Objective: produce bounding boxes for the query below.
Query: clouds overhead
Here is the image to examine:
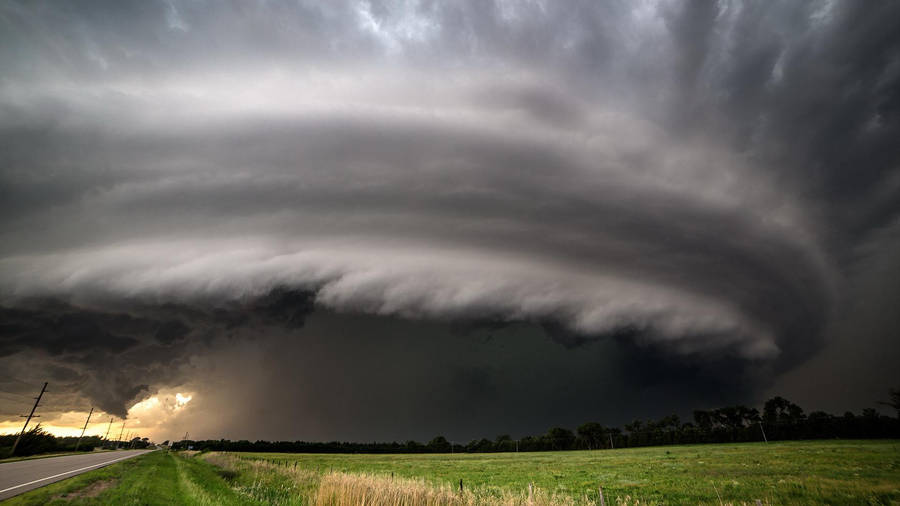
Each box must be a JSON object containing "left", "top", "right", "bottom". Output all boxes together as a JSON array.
[{"left": 1, "top": 0, "right": 899, "bottom": 440}]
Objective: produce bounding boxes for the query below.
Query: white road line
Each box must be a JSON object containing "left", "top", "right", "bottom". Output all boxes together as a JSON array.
[{"left": 0, "top": 452, "right": 149, "bottom": 495}]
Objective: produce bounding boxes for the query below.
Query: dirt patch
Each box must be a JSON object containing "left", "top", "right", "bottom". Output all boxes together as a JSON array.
[{"left": 53, "top": 479, "right": 117, "bottom": 501}]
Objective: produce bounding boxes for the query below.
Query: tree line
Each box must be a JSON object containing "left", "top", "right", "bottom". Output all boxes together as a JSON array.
[
  {"left": 0, "top": 424, "right": 153, "bottom": 457},
  {"left": 174, "top": 391, "right": 900, "bottom": 453}
]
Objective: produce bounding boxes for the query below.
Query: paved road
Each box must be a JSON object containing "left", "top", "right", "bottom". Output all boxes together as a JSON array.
[{"left": 0, "top": 449, "right": 153, "bottom": 500}]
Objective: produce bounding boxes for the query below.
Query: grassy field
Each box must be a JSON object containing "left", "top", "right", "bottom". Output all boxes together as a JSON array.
[
  {"left": 227, "top": 440, "right": 900, "bottom": 504},
  {"left": 5, "top": 440, "right": 900, "bottom": 505}
]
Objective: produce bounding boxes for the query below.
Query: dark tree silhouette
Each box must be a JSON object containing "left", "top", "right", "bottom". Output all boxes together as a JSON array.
[{"left": 878, "top": 388, "right": 900, "bottom": 418}]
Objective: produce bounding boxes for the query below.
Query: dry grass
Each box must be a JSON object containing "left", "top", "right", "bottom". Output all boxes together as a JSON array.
[
  {"left": 206, "top": 451, "right": 596, "bottom": 505},
  {"left": 312, "top": 473, "right": 770, "bottom": 506},
  {"left": 314, "top": 471, "right": 596, "bottom": 506},
  {"left": 203, "top": 452, "right": 782, "bottom": 506},
  {"left": 204, "top": 451, "right": 319, "bottom": 482}
]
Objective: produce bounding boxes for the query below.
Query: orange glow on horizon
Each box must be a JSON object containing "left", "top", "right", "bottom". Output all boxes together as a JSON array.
[{"left": 0, "top": 390, "right": 196, "bottom": 441}]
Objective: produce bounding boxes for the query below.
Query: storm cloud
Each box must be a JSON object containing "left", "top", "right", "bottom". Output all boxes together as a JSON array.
[{"left": 1, "top": 0, "right": 899, "bottom": 440}]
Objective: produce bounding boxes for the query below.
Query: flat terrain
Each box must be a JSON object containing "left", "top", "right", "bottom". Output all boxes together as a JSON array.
[
  {"left": 0, "top": 450, "right": 151, "bottom": 501},
  {"left": 233, "top": 440, "right": 900, "bottom": 504},
  {"left": 4, "top": 440, "right": 899, "bottom": 505}
]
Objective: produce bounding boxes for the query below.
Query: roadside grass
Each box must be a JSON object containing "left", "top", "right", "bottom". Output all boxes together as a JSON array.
[
  {"left": 4, "top": 450, "right": 252, "bottom": 505},
  {"left": 203, "top": 452, "right": 317, "bottom": 504},
  {"left": 229, "top": 440, "right": 900, "bottom": 505}
]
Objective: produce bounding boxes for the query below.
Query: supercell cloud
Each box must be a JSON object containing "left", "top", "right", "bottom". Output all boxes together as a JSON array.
[{"left": 1, "top": 0, "right": 899, "bottom": 440}]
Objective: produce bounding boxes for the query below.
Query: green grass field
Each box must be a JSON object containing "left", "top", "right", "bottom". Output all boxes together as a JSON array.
[
  {"left": 6, "top": 440, "right": 900, "bottom": 505},
  {"left": 230, "top": 440, "right": 900, "bottom": 504}
]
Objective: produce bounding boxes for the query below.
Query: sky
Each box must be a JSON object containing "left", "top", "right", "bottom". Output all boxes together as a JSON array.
[{"left": 1, "top": 0, "right": 899, "bottom": 444}]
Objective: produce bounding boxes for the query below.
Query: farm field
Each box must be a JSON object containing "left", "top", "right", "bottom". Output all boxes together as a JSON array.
[
  {"left": 224, "top": 440, "right": 900, "bottom": 504},
  {"left": 5, "top": 440, "right": 900, "bottom": 505}
]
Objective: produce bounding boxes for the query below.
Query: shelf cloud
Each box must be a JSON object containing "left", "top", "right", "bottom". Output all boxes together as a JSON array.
[{"left": 1, "top": 0, "right": 898, "bottom": 440}]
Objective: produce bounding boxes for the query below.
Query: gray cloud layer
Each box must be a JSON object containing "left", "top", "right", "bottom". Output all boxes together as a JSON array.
[{"left": 1, "top": 0, "right": 899, "bottom": 437}]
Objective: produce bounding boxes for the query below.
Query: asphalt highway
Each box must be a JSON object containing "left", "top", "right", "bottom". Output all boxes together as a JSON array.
[{"left": 0, "top": 449, "right": 153, "bottom": 500}]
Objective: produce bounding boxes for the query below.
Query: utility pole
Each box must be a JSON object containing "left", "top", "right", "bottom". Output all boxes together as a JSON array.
[
  {"left": 74, "top": 407, "right": 94, "bottom": 451},
  {"left": 116, "top": 421, "right": 126, "bottom": 449},
  {"left": 609, "top": 434, "right": 615, "bottom": 449},
  {"left": 104, "top": 418, "right": 113, "bottom": 442},
  {"left": 10, "top": 382, "right": 47, "bottom": 457}
]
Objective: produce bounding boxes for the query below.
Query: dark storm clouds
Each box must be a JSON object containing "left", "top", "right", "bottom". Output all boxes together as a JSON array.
[{"left": 1, "top": 0, "right": 899, "bottom": 439}]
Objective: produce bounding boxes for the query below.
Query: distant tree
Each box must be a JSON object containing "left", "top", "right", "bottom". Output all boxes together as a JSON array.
[
  {"left": 518, "top": 435, "right": 540, "bottom": 451},
  {"left": 807, "top": 411, "right": 832, "bottom": 422},
  {"left": 427, "top": 436, "right": 451, "bottom": 452},
  {"left": 545, "top": 427, "right": 575, "bottom": 451},
  {"left": 653, "top": 414, "right": 675, "bottom": 429},
  {"left": 12, "top": 424, "right": 56, "bottom": 456},
  {"left": 576, "top": 422, "right": 606, "bottom": 449},
  {"left": 764, "top": 396, "right": 805, "bottom": 424},
  {"left": 465, "top": 438, "right": 494, "bottom": 452},
  {"left": 693, "top": 410, "right": 714, "bottom": 431},
  {"left": 878, "top": 388, "right": 900, "bottom": 418},
  {"left": 714, "top": 406, "right": 756, "bottom": 430},
  {"left": 494, "top": 434, "right": 514, "bottom": 452},
  {"left": 806, "top": 411, "right": 835, "bottom": 438}
]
